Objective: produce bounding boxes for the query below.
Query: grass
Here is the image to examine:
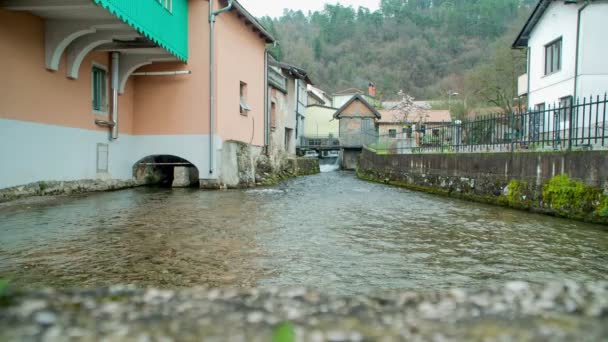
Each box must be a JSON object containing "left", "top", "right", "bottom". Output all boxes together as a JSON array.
[{"left": 272, "top": 322, "right": 295, "bottom": 342}]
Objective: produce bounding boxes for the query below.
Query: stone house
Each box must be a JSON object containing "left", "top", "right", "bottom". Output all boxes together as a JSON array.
[{"left": 333, "top": 94, "right": 382, "bottom": 170}]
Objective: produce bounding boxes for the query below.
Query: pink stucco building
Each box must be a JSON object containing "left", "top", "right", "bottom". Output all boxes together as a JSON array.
[{"left": 0, "top": 0, "right": 274, "bottom": 190}]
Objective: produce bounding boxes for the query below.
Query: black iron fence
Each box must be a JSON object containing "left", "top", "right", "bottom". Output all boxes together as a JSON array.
[
  {"left": 299, "top": 135, "right": 341, "bottom": 149},
  {"left": 366, "top": 94, "right": 608, "bottom": 154}
]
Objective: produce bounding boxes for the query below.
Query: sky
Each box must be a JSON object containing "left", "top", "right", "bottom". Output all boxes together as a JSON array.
[{"left": 239, "top": 0, "right": 380, "bottom": 18}]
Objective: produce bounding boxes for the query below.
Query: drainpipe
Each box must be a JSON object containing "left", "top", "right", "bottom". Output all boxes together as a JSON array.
[
  {"left": 111, "top": 52, "right": 119, "bottom": 140},
  {"left": 264, "top": 49, "right": 269, "bottom": 150},
  {"left": 526, "top": 48, "right": 531, "bottom": 108},
  {"left": 295, "top": 79, "right": 300, "bottom": 143},
  {"left": 208, "top": 0, "right": 234, "bottom": 176},
  {"left": 573, "top": 1, "right": 590, "bottom": 103}
]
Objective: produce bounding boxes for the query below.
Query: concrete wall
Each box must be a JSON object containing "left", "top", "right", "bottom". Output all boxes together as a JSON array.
[
  {"left": 358, "top": 148, "right": 608, "bottom": 223},
  {"left": 0, "top": 119, "right": 214, "bottom": 189}
]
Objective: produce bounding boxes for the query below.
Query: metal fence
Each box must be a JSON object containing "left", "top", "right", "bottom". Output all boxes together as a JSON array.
[
  {"left": 300, "top": 135, "right": 341, "bottom": 149},
  {"left": 366, "top": 94, "right": 608, "bottom": 154}
]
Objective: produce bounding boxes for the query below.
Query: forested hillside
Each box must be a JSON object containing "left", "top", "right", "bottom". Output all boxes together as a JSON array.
[{"left": 260, "top": 0, "right": 537, "bottom": 107}]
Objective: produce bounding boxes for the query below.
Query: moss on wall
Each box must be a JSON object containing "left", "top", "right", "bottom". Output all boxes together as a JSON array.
[
  {"left": 357, "top": 149, "right": 608, "bottom": 225},
  {"left": 541, "top": 175, "right": 602, "bottom": 220}
]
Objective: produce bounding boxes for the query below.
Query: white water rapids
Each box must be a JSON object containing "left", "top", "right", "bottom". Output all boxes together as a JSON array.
[{"left": 319, "top": 157, "right": 340, "bottom": 172}]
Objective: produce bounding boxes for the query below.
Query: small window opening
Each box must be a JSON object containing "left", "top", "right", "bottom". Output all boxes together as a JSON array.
[{"left": 240, "top": 81, "right": 251, "bottom": 115}]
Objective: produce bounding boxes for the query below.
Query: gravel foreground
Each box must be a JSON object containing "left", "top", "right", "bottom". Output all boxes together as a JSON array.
[{"left": 0, "top": 281, "right": 606, "bottom": 341}]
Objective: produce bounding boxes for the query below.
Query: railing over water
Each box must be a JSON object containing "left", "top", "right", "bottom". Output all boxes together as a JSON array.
[
  {"left": 366, "top": 94, "right": 608, "bottom": 154},
  {"left": 300, "top": 136, "right": 341, "bottom": 149}
]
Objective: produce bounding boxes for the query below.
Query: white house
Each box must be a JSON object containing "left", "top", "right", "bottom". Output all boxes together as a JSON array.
[
  {"left": 513, "top": 0, "right": 608, "bottom": 144},
  {"left": 514, "top": 0, "right": 608, "bottom": 105}
]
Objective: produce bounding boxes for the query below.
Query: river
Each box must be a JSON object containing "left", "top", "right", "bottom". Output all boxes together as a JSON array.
[{"left": 0, "top": 170, "right": 607, "bottom": 295}]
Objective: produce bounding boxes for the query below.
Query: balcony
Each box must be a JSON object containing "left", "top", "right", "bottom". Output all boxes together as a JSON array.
[
  {"left": 0, "top": 0, "right": 188, "bottom": 91},
  {"left": 518, "top": 73, "right": 528, "bottom": 96}
]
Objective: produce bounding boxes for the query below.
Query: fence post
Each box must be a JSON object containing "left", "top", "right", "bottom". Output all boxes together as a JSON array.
[
  {"left": 568, "top": 96, "right": 574, "bottom": 151},
  {"left": 510, "top": 111, "right": 515, "bottom": 152}
]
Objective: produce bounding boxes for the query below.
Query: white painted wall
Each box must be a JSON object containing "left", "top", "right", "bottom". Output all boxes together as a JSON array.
[
  {"left": 527, "top": 1, "right": 608, "bottom": 107},
  {"left": 527, "top": 1, "right": 578, "bottom": 107},
  {"left": 0, "top": 119, "right": 218, "bottom": 189},
  {"left": 577, "top": 2, "right": 608, "bottom": 98}
]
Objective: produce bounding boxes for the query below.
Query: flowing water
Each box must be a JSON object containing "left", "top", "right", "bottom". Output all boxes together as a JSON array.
[{"left": 0, "top": 171, "right": 607, "bottom": 295}]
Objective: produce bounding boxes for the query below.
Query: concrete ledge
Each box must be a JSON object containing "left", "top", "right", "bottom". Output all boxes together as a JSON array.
[
  {"left": 0, "top": 282, "right": 606, "bottom": 340},
  {"left": 0, "top": 179, "right": 141, "bottom": 204}
]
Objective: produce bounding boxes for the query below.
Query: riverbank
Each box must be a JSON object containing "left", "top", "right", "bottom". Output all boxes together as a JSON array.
[
  {"left": 0, "top": 281, "right": 606, "bottom": 341},
  {"left": 357, "top": 148, "right": 608, "bottom": 225},
  {"left": 0, "top": 157, "right": 320, "bottom": 204}
]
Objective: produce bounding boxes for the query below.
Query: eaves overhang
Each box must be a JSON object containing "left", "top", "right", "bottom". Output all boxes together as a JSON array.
[
  {"left": 512, "top": 0, "right": 556, "bottom": 48},
  {"left": 223, "top": 0, "right": 275, "bottom": 44}
]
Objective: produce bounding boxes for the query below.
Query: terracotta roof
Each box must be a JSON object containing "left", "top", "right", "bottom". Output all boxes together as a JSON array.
[{"left": 377, "top": 109, "right": 451, "bottom": 124}]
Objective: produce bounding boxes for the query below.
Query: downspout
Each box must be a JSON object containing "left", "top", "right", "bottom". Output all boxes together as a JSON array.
[
  {"left": 111, "top": 52, "right": 119, "bottom": 140},
  {"left": 526, "top": 47, "right": 531, "bottom": 108},
  {"left": 264, "top": 49, "right": 269, "bottom": 151},
  {"left": 573, "top": 1, "right": 590, "bottom": 102},
  {"left": 208, "top": 0, "right": 234, "bottom": 176},
  {"left": 295, "top": 79, "right": 300, "bottom": 143}
]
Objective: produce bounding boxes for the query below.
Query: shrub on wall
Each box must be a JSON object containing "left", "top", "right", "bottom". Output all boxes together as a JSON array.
[{"left": 542, "top": 174, "right": 601, "bottom": 217}]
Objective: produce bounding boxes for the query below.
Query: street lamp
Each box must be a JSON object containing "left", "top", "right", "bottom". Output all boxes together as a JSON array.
[{"left": 448, "top": 91, "right": 459, "bottom": 112}]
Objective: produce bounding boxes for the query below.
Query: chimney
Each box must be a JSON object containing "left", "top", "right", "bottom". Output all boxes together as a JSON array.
[{"left": 368, "top": 82, "right": 376, "bottom": 97}]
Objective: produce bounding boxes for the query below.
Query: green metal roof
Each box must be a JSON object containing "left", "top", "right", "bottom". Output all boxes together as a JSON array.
[{"left": 92, "top": 0, "right": 188, "bottom": 61}]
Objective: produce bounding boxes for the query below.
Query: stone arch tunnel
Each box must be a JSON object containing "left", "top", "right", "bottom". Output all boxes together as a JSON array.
[{"left": 133, "top": 155, "right": 199, "bottom": 188}]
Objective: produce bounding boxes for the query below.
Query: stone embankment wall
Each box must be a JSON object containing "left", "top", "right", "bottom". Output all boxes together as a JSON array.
[
  {"left": 204, "top": 140, "right": 320, "bottom": 189},
  {"left": 358, "top": 148, "right": 608, "bottom": 224},
  {"left": 0, "top": 179, "right": 142, "bottom": 204}
]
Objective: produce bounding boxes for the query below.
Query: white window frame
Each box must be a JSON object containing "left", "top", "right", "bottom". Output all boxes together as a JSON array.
[
  {"left": 91, "top": 62, "right": 109, "bottom": 116},
  {"left": 544, "top": 37, "right": 562, "bottom": 76}
]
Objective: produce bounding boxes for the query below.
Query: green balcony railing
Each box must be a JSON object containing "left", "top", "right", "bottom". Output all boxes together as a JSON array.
[{"left": 92, "top": 0, "right": 188, "bottom": 61}]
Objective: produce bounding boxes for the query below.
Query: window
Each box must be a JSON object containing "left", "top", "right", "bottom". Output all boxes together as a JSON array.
[
  {"left": 270, "top": 102, "right": 277, "bottom": 129},
  {"left": 97, "top": 144, "right": 109, "bottom": 173},
  {"left": 92, "top": 65, "right": 107, "bottom": 113},
  {"left": 388, "top": 129, "right": 397, "bottom": 138},
  {"left": 558, "top": 96, "right": 572, "bottom": 123},
  {"left": 534, "top": 103, "right": 546, "bottom": 112},
  {"left": 240, "top": 81, "right": 251, "bottom": 115},
  {"left": 544, "top": 38, "right": 562, "bottom": 75}
]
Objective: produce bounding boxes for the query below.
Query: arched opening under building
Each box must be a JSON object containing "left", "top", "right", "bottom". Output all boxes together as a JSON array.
[{"left": 133, "top": 155, "right": 199, "bottom": 188}]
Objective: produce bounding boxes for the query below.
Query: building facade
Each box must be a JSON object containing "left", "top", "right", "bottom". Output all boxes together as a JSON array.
[
  {"left": 0, "top": 0, "right": 274, "bottom": 190},
  {"left": 267, "top": 62, "right": 296, "bottom": 160},
  {"left": 267, "top": 60, "right": 312, "bottom": 151},
  {"left": 514, "top": 0, "right": 608, "bottom": 107}
]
